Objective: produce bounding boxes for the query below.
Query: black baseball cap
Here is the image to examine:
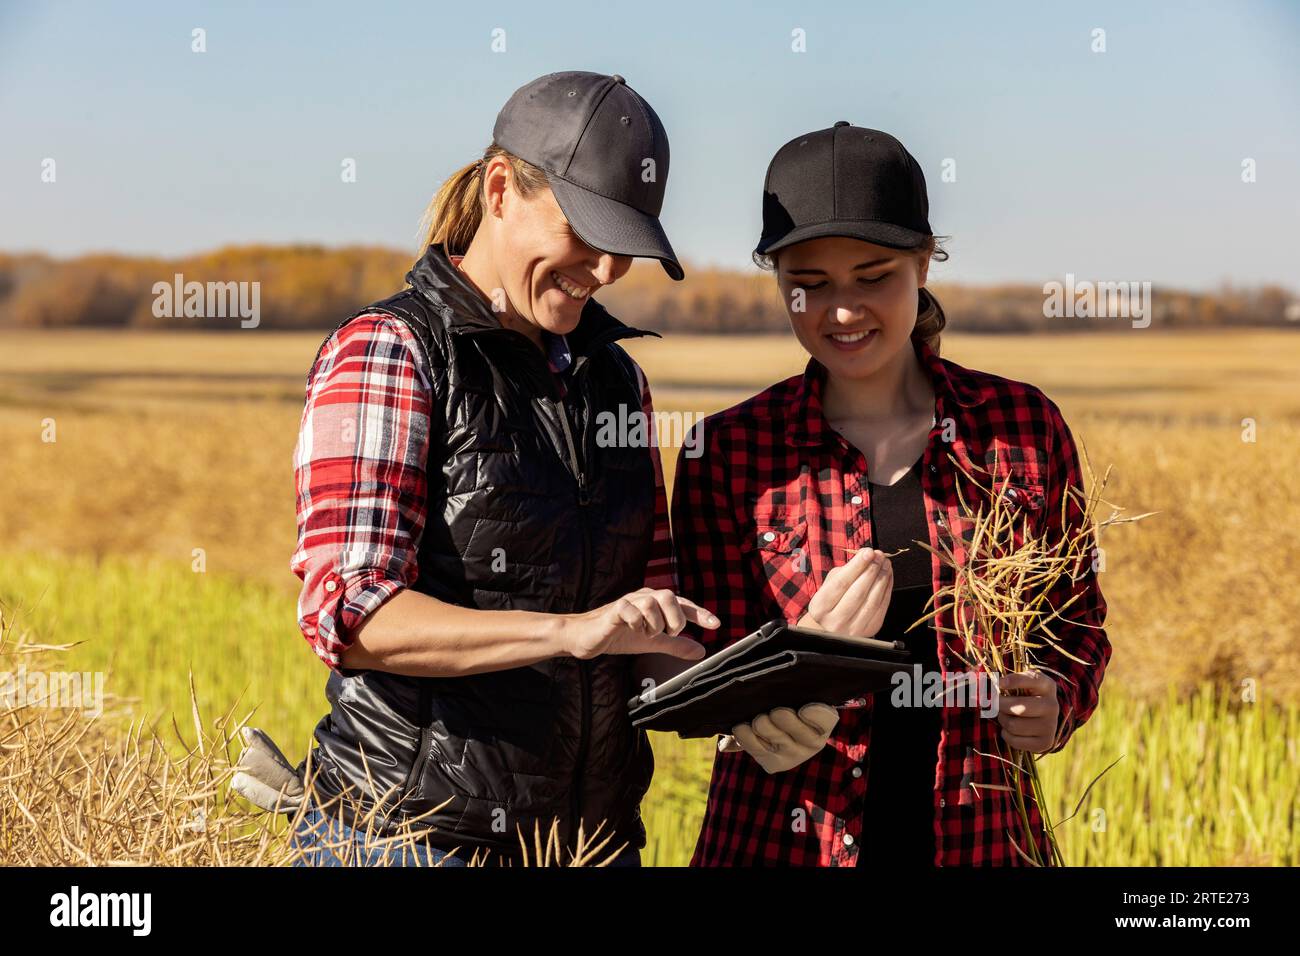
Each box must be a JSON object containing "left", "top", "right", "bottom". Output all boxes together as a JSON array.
[
  {"left": 493, "top": 71, "right": 684, "bottom": 281},
  {"left": 755, "top": 122, "right": 932, "bottom": 258}
]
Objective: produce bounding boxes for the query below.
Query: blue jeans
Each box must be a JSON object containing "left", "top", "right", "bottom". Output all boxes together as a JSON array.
[{"left": 289, "top": 805, "right": 641, "bottom": 867}]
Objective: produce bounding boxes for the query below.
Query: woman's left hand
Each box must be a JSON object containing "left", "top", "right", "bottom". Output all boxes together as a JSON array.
[
  {"left": 719, "top": 703, "right": 840, "bottom": 774},
  {"left": 994, "top": 670, "right": 1060, "bottom": 754}
]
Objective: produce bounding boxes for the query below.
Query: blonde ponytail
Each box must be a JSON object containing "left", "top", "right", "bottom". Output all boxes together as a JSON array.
[{"left": 417, "top": 145, "right": 550, "bottom": 255}]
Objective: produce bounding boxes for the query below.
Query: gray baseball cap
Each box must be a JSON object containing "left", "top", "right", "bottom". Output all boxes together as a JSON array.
[{"left": 493, "top": 71, "right": 684, "bottom": 281}]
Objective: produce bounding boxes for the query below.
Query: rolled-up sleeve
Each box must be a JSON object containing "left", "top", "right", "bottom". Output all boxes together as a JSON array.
[{"left": 290, "top": 313, "right": 432, "bottom": 671}]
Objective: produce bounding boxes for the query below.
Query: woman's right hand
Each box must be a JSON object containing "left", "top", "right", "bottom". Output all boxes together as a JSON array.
[
  {"left": 797, "top": 547, "right": 893, "bottom": 638},
  {"left": 564, "top": 588, "right": 717, "bottom": 660}
]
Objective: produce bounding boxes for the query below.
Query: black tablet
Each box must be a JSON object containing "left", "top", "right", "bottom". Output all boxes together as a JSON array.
[{"left": 627, "top": 619, "right": 914, "bottom": 738}]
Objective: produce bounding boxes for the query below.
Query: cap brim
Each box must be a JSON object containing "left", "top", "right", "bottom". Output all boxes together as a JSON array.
[
  {"left": 756, "top": 220, "right": 930, "bottom": 258},
  {"left": 548, "top": 173, "right": 685, "bottom": 281}
]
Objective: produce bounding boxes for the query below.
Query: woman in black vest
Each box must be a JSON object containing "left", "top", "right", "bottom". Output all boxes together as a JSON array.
[{"left": 260, "top": 72, "right": 717, "bottom": 867}]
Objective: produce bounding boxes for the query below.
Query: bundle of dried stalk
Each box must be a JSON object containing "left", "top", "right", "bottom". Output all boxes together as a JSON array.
[{"left": 911, "top": 440, "right": 1152, "bottom": 865}]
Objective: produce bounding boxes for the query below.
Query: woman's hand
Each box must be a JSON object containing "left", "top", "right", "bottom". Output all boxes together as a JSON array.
[
  {"left": 796, "top": 547, "right": 893, "bottom": 637},
  {"left": 564, "top": 587, "right": 716, "bottom": 660},
  {"left": 719, "top": 703, "right": 840, "bottom": 773},
  {"left": 995, "top": 670, "right": 1060, "bottom": 753}
]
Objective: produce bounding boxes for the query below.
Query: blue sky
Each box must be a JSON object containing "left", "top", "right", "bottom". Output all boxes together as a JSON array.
[{"left": 1, "top": 0, "right": 1297, "bottom": 289}]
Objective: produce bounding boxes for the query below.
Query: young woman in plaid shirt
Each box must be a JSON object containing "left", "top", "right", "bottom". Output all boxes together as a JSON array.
[{"left": 668, "top": 124, "right": 1110, "bottom": 866}]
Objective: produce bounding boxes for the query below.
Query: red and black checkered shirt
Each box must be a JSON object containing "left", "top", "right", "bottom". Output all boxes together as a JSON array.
[{"left": 670, "top": 334, "right": 1110, "bottom": 866}]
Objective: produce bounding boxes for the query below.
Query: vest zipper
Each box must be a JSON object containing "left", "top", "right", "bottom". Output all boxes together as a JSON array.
[
  {"left": 557, "top": 330, "right": 635, "bottom": 851},
  {"left": 403, "top": 683, "right": 434, "bottom": 821},
  {"left": 556, "top": 391, "right": 593, "bottom": 849},
  {"left": 571, "top": 602, "right": 592, "bottom": 851},
  {"left": 555, "top": 404, "right": 589, "bottom": 505}
]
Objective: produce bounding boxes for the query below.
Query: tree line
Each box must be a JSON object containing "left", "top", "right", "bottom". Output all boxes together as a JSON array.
[{"left": 0, "top": 246, "right": 1294, "bottom": 333}]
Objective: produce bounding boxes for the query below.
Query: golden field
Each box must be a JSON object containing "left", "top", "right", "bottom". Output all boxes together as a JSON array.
[{"left": 1, "top": 327, "right": 1298, "bottom": 865}]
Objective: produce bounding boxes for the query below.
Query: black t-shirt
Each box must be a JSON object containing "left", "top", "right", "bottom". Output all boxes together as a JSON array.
[{"left": 856, "top": 455, "right": 942, "bottom": 868}]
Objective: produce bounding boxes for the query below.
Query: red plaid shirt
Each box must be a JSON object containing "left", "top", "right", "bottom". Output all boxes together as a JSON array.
[
  {"left": 292, "top": 281, "right": 673, "bottom": 671},
  {"left": 671, "top": 334, "right": 1110, "bottom": 866}
]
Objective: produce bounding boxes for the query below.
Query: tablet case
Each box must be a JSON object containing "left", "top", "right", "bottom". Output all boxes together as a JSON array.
[{"left": 627, "top": 619, "right": 915, "bottom": 738}]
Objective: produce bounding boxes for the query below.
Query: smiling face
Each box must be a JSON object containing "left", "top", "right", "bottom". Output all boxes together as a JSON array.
[
  {"left": 775, "top": 235, "right": 930, "bottom": 380},
  {"left": 484, "top": 158, "right": 632, "bottom": 336}
]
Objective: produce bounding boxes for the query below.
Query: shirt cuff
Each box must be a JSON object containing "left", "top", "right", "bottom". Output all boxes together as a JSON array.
[{"left": 308, "top": 569, "right": 408, "bottom": 673}]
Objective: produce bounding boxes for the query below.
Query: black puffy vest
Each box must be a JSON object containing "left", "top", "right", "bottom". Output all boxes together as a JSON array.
[{"left": 302, "top": 244, "right": 661, "bottom": 860}]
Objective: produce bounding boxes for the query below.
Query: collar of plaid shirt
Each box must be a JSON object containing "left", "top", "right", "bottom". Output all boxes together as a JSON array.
[{"left": 543, "top": 329, "right": 573, "bottom": 374}]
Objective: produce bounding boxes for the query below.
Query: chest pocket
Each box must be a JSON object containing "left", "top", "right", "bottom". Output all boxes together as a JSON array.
[
  {"left": 983, "top": 445, "right": 1049, "bottom": 538},
  {"left": 742, "top": 514, "right": 812, "bottom": 617}
]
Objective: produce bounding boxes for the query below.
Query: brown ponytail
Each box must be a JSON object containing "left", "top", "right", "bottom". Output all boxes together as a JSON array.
[
  {"left": 913, "top": 235, "right": 949, "bottom": 354},
  {"left": 913, "top": 289, "right": 946, "bottom": 354},
  {"left": 417, "top": 144, "right": 550, "bottom": 255}
]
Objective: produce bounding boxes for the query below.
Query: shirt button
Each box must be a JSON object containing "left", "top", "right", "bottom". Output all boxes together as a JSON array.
[
  {"left": 762, "top": 531, "right": 776, "bottom": 542},
  {"left": 851, "top": 766, "right": 863, "bottom": 778},
  {"left": 939, "top": 798, "right": 946, "bottom": 808},
  {"left": 842, "top": 833, "right": 855, "bottom": 847},
  {"left": 324, "top": 579, "right": 339, "bottom": 593},
  {"left": 850, "top": 494, "right": 863, "bottom": 505}
]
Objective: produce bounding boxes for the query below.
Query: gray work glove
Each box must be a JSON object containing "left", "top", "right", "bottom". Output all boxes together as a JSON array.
[
  {"left": 719, "top": 703, "right": 840, "bottom": 773},
  {"left": 230, "top": 726, "right": 305, "bottom": 814}
]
